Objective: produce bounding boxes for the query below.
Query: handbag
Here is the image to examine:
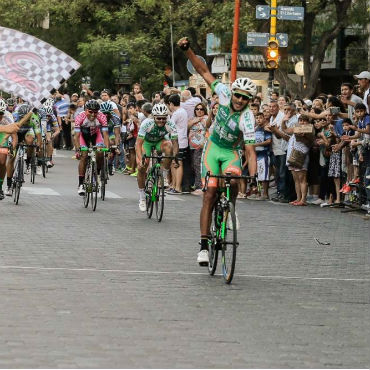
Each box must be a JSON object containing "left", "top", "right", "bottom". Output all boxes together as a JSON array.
[{"left": 287, "top": 148, "right": 305, "bottom": 168}]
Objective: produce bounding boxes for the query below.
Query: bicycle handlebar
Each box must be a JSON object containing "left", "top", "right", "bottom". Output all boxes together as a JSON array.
[
  {"left": 202, "top": 171, "right": 257, "bottom": 193},
  {"left": 142, "top": 154, "right": 178, "bottom": 165}
]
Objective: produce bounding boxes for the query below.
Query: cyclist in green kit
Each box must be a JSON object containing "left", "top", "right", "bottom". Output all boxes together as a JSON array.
[{"left": 178, "top": 37, "right": 257, "bottom": 266}]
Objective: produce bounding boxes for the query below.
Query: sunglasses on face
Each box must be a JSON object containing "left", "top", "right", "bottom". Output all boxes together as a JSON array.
[
  {"left": 233, "top": 93, "right": 251, "bottom": 101},
  {"left": 88, "top": 109, "right": 98, "bottom": 114},
  {"left": 195, "top": 107, "right": 205, "bottom": 111},
  {"left": 155, "top": 117, "right": 167, "bottom": 121}
]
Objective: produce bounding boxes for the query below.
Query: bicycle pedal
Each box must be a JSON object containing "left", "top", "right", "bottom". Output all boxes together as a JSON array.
[{"left": 198, "top": 262, "right": 209, "bottom": 267}]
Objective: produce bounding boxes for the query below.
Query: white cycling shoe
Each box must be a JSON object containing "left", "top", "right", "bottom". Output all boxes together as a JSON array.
[
  {"left": 197, "top": 250, "right": 209, "bottom": 266},
  {"left": 139, "top": 199, "right": 146, "bottom": 212},
  {"left": 78, "top": 185, "right": 85, "bottom": 196}
]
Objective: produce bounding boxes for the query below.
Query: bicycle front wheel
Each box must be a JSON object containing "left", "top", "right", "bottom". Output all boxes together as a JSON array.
[
  {"left": 83, "top": 166, "right": 91, "bottom": 208},
  {"left": 208, "top": 205, "right": 221, "bottom": 275},
  {"left": 155, "top": 170, "right": 165, "bottom": 222},
  {"left": 145, "top": 175, "right": 154, "bottom": 218},
  {"left": 221, "top": 202, "right": 238, "bottom": 284},
  {"left": 30, "top": 158, "right": 36, "bottom": 184},
  {"left": 91, "top": 163, "right": 98, "bottom": 212}
]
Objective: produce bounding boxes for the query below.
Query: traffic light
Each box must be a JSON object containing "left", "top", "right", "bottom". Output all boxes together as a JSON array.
[{"left": 266, "top": 39, "right": 279, "bottom": 69}]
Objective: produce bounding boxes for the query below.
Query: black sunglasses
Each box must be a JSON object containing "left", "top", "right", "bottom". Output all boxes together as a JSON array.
[
  {"left": 155, "top": 117, "right": 167, "bottom": 121},
  {"left": 88, "top": 109, "right": 99, "bottom": 114},
  {"left": 195, "top": 107, "right": 205, "bottom": 111},
  {"left": 233, "top": 93, "right": 251, "bottom": 101}
]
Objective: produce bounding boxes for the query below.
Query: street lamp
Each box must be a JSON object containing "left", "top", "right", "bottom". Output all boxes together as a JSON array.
[{"left": 295, "top": 61, "right": 304, "bottom": 93}]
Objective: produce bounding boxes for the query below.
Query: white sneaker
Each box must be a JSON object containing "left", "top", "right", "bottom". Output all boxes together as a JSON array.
[
  {"left": 366, "top": 175, "right": 370, "bottom": 179},
  {"left": 197, "top": 250, "right": 209, "bottom": 266},
  {"left": 78, "top": 184, "right": 85, "bottom": 196},
  {"left": 139, "top": 199, "right": 146, "bottom": 212},
  {"left": 46, "top": 160, "right": 52, "bottom": 168},
  {"left": 36, "top": 166, "right": 42, "bottom": 175},
  {"left": 5, "top": 187, "right": 12, "bottom": 196},
  {"left": 227, "top": 212, "right": 240, "bottom": 230},
  {"left": 311, "top": 198, "right": 324, "bottom": 205},
  {"left": 25, "top": 166, "right": 30, "bottom": 175}
]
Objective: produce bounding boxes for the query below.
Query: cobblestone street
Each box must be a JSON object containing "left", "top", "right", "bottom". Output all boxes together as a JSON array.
[{"left": 0, "top": 153, "right": 369, "bottom": 368}]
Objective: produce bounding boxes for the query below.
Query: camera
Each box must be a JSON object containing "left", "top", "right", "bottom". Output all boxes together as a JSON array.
[{"left": 329, "top": 106, "right": 340, "bottom": 115}]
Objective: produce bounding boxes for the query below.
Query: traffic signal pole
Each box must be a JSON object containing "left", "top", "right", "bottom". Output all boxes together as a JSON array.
[
  {"left": 230, "top": 0, "right": 241, "bottom": 83},
  {"left": 268, "top": 0, "right": 277, "bottom": 92}
]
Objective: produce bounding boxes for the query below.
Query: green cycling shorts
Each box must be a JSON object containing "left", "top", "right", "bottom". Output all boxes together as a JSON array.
[
  {"left": 142, "top": 139, "right": 164, "bottom": 157},
  {"left": 201, "top": 139, "right": 242, "bottom": 187}
]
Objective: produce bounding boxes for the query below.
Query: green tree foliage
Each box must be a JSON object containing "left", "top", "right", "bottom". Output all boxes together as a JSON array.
[{"left": 0, "top": 0, "right": 369, "bottom": 97}]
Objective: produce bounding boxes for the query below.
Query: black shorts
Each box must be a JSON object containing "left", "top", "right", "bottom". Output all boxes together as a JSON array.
[{"left": 127, "top": 137, "right": 136, "bottom": 149}]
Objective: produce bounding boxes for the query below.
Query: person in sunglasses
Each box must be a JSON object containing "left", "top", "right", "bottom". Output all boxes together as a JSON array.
[
  {"left": 177, "top": 37, "right": 257, "bottom": 266},
  {"left": 74, "top": 99, "right": 109, "bottom": 196}
]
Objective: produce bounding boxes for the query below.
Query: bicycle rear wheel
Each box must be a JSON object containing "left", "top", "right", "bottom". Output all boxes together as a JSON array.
[
  {"left": 221, "top": 202, "right": 238, "bottom": 284},
  {"left": 208, "top": 205, "right": 221, "bottom": 275},
  {"left": 42, "top": 141, "right": 47, "bottom": 178},
  {"left": 145, "top": 174, "right": 154, "bottom": 218},
  {"left": 155, "top": 169, "right": 165, "bottom": 222},
  {"left": 91, "top": 163, "right": 98, "bottom": 211}
]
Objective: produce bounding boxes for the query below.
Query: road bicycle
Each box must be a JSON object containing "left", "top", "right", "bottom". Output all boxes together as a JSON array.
[
  {"left": 203, "top": 171, "right": 255, "bottom": 284},
  {"left": 80, "top": 146, "right": 109, "bottom": 211},
  {"left": 10, "top": 142, "right": 37, "bottom": 205},
  {"left": 142, "top": 153, "right": 177, "bottom": 222}
]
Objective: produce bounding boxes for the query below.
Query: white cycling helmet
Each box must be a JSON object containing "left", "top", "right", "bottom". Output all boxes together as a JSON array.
[
  {"left": 0, "top": 99, "right": 6, "bottom": 112},
  {"left": 152, "top": 103, "right": 169, "bottom": 116},
  {"left": 231, "top": 78, "right": 257, "bottom": 97}
]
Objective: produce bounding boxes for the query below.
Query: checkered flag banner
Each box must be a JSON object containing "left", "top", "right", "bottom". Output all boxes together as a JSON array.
[{"left": 0, "top": 26, "right": 81, "bottom": 108}]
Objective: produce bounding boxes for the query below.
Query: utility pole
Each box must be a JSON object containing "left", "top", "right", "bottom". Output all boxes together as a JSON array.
[
  {"left": 170, "top": 5, "right": 176, "bottom": 87},
  {"left": 230, "top": 0, "right": 241, "bottom": 83}
]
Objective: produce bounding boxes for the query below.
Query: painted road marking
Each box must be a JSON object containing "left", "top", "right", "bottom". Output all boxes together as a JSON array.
[
  {"left": 0, "top": 265, "right": 368, "bottom": 282},
  {"left": 104, "top": 191, "right": 122, "bottom": 199},
  {"left": 22, "top": 187, "right": 60, "bottom": 196}
]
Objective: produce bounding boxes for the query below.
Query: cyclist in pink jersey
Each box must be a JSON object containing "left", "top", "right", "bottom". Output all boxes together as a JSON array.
[{"left": 74, "top": 100, "right": 109, "bottom": 195}]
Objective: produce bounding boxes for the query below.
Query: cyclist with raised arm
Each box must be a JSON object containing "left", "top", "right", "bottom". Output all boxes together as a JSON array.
[
  {"left": 74, "top": 100, "right": 109, "bottom": 196},
  {"left": 136, "top": 103, "right": 179, "bottom": 212},
  {"left": 178, "top": 37, "right": 257, "bottom": 266}
]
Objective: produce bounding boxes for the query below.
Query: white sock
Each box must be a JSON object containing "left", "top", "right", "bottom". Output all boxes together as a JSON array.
[{"left": 138, "top": 189, "right": 145, "bottom": 201}]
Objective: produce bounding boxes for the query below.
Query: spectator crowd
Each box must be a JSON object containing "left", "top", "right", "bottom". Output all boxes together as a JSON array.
[{"left": 6, "top": 70, "right": 368, "bottom": 212}]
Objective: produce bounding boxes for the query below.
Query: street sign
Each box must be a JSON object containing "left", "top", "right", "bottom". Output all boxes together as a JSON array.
[
  {"left": 277, "top": 6, "right": 304, "bottom": 21},
  {"left": 186, "top": 55, "right": 207, "bottom": 75},
  {"left": 256, "top": 5, "right": 270, "bottom": 19},
  {"left": 206, "top": 33, "right": 221, "bottom": 56},
  {"left": 247, "top": 32, "right": 269, "bottom": 47},
  {"left": 247, "top": 32, "right": 288, "bottom": 47},
  {"left": 276, "top": 33, "right": 288, "bottom": 47}
]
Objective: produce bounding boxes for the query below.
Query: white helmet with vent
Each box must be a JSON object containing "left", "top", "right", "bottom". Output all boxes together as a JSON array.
[
  {"left": 152, "top": 103, "right": 169, "bottom": 116},
  {"left": 231, "top": 78, "right": 257, "bottom": 97}
]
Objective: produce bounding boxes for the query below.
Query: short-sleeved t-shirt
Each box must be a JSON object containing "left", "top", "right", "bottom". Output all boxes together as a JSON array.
[
  {"left": 255, "top": 126, "right": 272, "bottom": 157},
  {"left": 0, "top": 110, "right": 15, "bottom": 126},
  {"left": 171, "top": 107, "right": 188, "bottom": 149},
  {"left": 138, "top": 118, "right": 178, "bottom": 142},
  {"left": 358, "top": 114, "right": 370, "bottom": 140},
  {"left": 210, "top": 81, "right": 255, "bottom": 149}
]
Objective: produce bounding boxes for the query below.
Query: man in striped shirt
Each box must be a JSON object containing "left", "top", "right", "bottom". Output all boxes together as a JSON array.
[{"left": 55, "top": 90, "right": 72, "bottom": 150}]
